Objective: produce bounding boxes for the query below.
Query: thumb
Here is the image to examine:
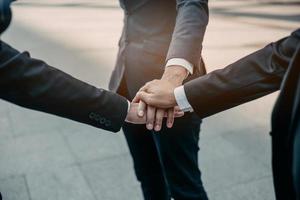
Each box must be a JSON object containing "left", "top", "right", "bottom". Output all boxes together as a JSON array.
[
  {"left": 138, "top": 83, "right": 150, "bottom": 92},
  {"left": 138, "top": 100, "right": 146, "bottom": 117},
  {"left": 138, "top": 91, "right": 153, "bottom": 105},
  {"left": 132, "top": 94, "right": 140, "bottom": 103}
]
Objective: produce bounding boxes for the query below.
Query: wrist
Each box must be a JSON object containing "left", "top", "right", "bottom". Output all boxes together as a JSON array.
[{"left": 162, "top": 65, "right": 187, "bottom": 85}]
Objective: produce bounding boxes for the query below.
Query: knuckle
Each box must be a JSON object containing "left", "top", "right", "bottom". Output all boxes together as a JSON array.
[
  {"left": 146, "top": 82, "right": 152, "bottom": 86},
  {"left": 144, "top": 95, "right": 149, "bottom": 101}
]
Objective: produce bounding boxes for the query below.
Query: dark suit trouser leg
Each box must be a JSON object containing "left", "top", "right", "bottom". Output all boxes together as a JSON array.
[
  {"left": 157, "top": 113, "right": 208, "bottom": 200},
  {"left": 123, "top": 123, "right": 170, "bottom": 200},
  {"left": 123, "top": 113, "right": 208, "bottom": 200},
  {"left": 293, "top": 125, "right": 300, "bottom": 200},
  {"left": 272, "top": 133, "right": 296, "bottom": 200}
]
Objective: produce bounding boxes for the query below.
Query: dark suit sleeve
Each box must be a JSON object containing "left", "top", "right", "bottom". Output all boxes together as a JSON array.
[
  {"left": 184, "top": 29, "right": 300, "bottom": 118},
  {"left": 166, "top": 0, "right": 208, "bottom": 68},
  {"left": 0, "top": 41, "right": 128, "bottom": 132}
]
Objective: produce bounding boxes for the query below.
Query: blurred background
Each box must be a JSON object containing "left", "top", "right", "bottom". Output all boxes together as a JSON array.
[{"left": 0, "top": 0, "right": 299, "bottom": 199}]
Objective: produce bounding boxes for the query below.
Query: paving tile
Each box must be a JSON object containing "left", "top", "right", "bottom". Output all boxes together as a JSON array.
[
  {"left": 0, "top": 113, "right": 13, "bottom": 140},
  {"left": 199, "top": 135, "right": 244, "bottom": 164},
  {"left": 201, "top": 109, "right": 254, "bottom": 140},
  {"left": 232, "top": 177, "right": 275, "bottom": 200},
  {"left": 210, "top": 177, "right": 275, "bottom": 200},
  {"left": 0, "top": 101, "right": 14, "bottom": 140},
  {"left": 27, "top": 166, "right": 95, "bottom": 200},
  {"left": 0, "top": 100, "right": 11, "bottom": 112},
  {"left": 0, "top": 175, "right": 30, "bottom": 200},
  {"left": 80, "top": 155, "right": 143, "bottom": 200},
  {"left": 8, "top": 107, "right": 64, "bottom": 137},
  {"left": 199, "top": 135, "right": 272, "bottom": 194},
  {"left": 62, "top": 128, "right": 128, "bottom": 163},
  {"left": 209, "top": 189, "right": 240, "bottom": 200},
  {"left": 222, "top": 126, "right": 272, "bottom": 166},
  {"left": 199, "top": 123, "right": 273, "bottom": 195},
  {"left": 0, "top": 133, "right": 75, "bottom": 178}
]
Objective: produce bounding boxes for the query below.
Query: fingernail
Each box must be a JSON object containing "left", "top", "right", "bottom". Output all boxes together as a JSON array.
[
  {"left": 155, "top": 125, "right": 160, "bottom": 131},
  {"left": 138, "top": 111, "right": 144, "bottom": 117},
  {"left": 147, "top": 123, "right": 153, "bottom": 130},
  {"left": 167, "top": 122, "right": 173, "bottom": 128}
]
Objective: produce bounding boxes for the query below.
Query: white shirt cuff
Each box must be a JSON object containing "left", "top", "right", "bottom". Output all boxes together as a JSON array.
[
  {"left": 166, "top": 58, "right": 194, "bottom": 75},
  {"left": 174, "top": 86, "right": 194, "bottom": 112},
  {"left": 127, "top": 100, "right": 131, "bottom": 113}
]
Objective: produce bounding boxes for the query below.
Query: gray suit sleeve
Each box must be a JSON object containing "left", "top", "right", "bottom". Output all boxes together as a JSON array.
[
  {"left": 183, "top": 29, "right": 300, "bottom": 118},
  {"left": 166, "top": 0, "right": 209, "bottom": 68}
]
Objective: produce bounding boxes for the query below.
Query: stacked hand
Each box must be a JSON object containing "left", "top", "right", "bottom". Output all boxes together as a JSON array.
[
  {"left": 130, "top": 65, "right": 188, "bottom": 131},
  {"left": 125, "top": 103, "right": 184, "bottom": 124},
  {"left": 134, "top": 79, "right": 177, "bottom": 108}
]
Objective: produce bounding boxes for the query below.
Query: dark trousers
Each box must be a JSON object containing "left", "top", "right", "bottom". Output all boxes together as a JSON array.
[
  {"left": 123, "top": 113, "right": 208, "bottom": 200},
  {"left": 119, "top": 78, "right": 208, "bottom": 200},
  {"left": 272, "top": 124, "right": 300, "bottom": 200},
  {"left": 293, "top": 123, "right": 300, "bottom": 200}
]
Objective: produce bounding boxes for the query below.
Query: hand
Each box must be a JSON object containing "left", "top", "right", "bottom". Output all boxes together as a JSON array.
[
  {"left": 133, "top": 100, "right": 184, "bottom": 131},
  {"left": 134, "top": 79, "right": 177, "bottom": 109},
  {"left": 134, "top": 65, "right": 187, "bottom": 109},
  {"left": 125, "top": 103, "right": 146, "bottom": 124},
  {"left": 125, "top": 103, "right": 184, "bottom": 125},
  {"left": 133, "top": 80, "right": 178, "bottom": 131},
  {"left": 133, "top": 65, "right": 188, "bottom": 131}
]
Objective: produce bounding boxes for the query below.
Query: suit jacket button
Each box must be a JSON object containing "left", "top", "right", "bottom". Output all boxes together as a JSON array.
[
  {"left": 89, "top": 112, "right": 95, "bottom": 119},
  {"left": 105, "top": 120, "right": 111, "bottom": 127},
  {"left": 100, "top": 117, "right": 106, "bottom": 124},
  {"left": 95, "top": 115, "right": 101, "bottom": 122}
]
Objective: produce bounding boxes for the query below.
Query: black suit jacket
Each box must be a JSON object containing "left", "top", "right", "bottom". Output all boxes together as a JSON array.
[
  {"left": 109, "top": 0, "right": 209, "bottom": 98},
  {"left": 0, "top": 41, "right": 128, "bottom": 132},
  {"left": 183, "top": 29, "right": 300, "bottom": 199}
]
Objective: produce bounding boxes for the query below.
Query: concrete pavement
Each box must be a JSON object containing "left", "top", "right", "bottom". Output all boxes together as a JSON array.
[{"left": 1, "top": 0, "right": 299, "bottom": 199}]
